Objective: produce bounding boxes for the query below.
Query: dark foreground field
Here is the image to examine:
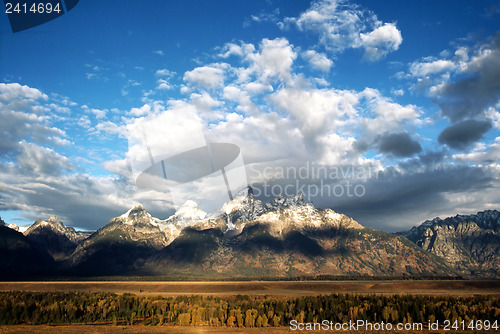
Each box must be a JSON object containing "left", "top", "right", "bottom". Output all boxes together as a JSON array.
[{"left": 1, "top": 280, "right": 499, "bottom": 297}]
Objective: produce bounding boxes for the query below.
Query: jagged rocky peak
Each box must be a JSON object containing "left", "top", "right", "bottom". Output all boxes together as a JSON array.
[
  {"left": 161, "top": 200, "right": 210, "bottom": 233},
  {"left": 10, "top": 223, "right": 29, "bottom": 234},
  {"left": 466, "top": 209, "right": 499, "bottom": 229},
  {"left": 322, "top": 209, "right": 364, "bottom": 230},
  {"left": 264, "top": 193, "right": 306, "bottom": 211},
  {"left": 399, "top": 209, "right": 500, "bottom": 278},
  {"left": 30, "top": 215, "right": 62, "bottom": 228},
  {"left": 118, "top": 203, "right": 157, "bottom": 226},
  {"left": 256, "top": 195, "right": 363, "bottom": 237},
  {"left": 124, "top": 203, "right": 147, "bottom": 217},
  {"left": 46, "top": 215, "right": 64, "bottom": 227},
  {"left": 80, "top": 204, "right": 170, "bottom": 249},
  {"left": 222, "top": 186, "right": 258, "bottom": 212},
  {"left": 22, "top": 215, "right": 83, "bottom": 260},
  {"left": 3, "top": 218, "right": 33, "bottom": 234},
  {"left": 221, "top": 186, "right": 265, "bottom": 225},
  {"left": 24, "top": 215, "right": 80, "bottom": 240},
  {"left": 407, "top": 209, "right": 500, "bottom": 237}
]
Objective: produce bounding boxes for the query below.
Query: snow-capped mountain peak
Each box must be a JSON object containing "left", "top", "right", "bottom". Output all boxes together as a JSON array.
[
  {"left": 256, "top": 203, "right": 363, "bottom": 237},
  {"left": 26, "top": 216, "right": 63, "bottom": 233},
  {"left": 24, "top": 215, "right": 82, "bottom": 244},
  {"left": 102, "top": 191, "right": 365, "bottom": 248},
  {"left": 264, "top": 193, "right": 306, "bottom": 211},
  {"left": 120, "top": 203, "right": 158, "bottom": 226},
  {"left": 172, "top": 200, "right": 207, "bottom": 221},
  {"left": 220, "top": 187, "right": 264, "bottom": 227},
  {"left": 158, "top": 200, "right": 210, "bottom": 233},
  {"left": 220, "top": 187, "right": 254, "bottom": 214}
]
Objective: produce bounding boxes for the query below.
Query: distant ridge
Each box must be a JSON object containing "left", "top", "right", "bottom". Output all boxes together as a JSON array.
[{"left": 398, "top": 210, "right": 500, "bottom": 278}]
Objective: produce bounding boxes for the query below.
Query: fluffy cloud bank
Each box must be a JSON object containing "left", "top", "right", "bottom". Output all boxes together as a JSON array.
[
  {"left": 282, "top": 0, "right": 402, "bottom": 61},
  {"left": 1, "top": 2, "right": 498, "bottom": 232},
  {"left": 0, "top": 83, "right": 175, "bottom": 228},
  {"left": 110, "top": 34, "right": 498, "bottom": 230}
]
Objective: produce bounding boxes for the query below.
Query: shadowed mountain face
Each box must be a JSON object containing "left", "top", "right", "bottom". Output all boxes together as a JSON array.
[
  {"left": 24, "top": 216, "right": 84, "bottom": 260},
  {"left": 0, "top": 225, "right": 54, "bottom": 279},
  {"left": 2, "top": 189, "right": 495, "bottom": 279},
  {"left": 137, "top": 189, "right": 454, "bottom": 278},
  {"left": 398, "top": 210, "right": 500, "bottom": 278},
  {"left": 65, "top": 204, "right": 170, "bottom": 276},
  {"left": 143, "top": 221, "right": 453, "bottom": 278}
]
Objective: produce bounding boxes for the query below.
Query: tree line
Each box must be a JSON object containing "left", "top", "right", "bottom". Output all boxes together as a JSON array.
[{"left": 0, "top": 291, "right": 498, "bottom": 327}]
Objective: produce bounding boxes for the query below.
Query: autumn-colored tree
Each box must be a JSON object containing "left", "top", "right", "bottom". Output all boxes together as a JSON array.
[{"left": 226, "top": 315, "right": 235, "bottom": 327}]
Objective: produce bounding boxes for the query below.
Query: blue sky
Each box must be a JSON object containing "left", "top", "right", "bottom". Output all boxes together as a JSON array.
[{"left": 1, "top": 0, "right": 499, "bottom": 231}]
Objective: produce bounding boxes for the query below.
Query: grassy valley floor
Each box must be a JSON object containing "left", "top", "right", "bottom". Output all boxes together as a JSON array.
[{"left": 0, "top": 280, "right": 499, "bottom": 297}]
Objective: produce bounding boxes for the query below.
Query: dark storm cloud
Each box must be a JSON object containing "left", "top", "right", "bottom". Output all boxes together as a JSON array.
[
  {"left": 351, "top": 139, "right": 369, "bottom": 153},
  {"left": 352, "top": 132, "right": 422, "bottom": 157},
  {"left": 377, "top": 132, "right": 422, "bottom": 157},
  {"left": 414, "top": 150, "right": 446, "bottom": 165},
  {"left": 323, "top": 164, "right": 496, "bottom": 231},
  {"left": 437, "top": 33, "right": 500, "bottom": 123},
  {"left": 438, "top": 119, "right": 492, "bottom": 150},
  {"left": 247, "top": 152, "right": 498, "bottom": 232}
]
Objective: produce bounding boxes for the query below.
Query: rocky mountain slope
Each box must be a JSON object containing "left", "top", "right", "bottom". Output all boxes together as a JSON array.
[
  {"left": 398, "top": 210, "right": 500, "bottom": 278},
  {"left": 66, "top": 204, "right": 170, "bottom": 275},
  {"left": 23, "top": 215, "right": 85, "bottom": 260},
  {"left": 141, "top": 189, "right": 452, "bottom": 278},
  {"left": 58, "top": 187, "right": 452, "bottom": 277},
  {"left": 4, "top": 190, "right": 495, "bottom": 279}
]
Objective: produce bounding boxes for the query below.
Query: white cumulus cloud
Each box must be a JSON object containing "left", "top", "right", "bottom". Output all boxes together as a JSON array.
[
  {"left": 303, "top": 50, "right": 333, "bottom": 71},
  {"left": 359, "top": 23, "right": 402, "bottom": 61},
  {"left": 283, "top": 0, "right": 402, "bottom": 61}
]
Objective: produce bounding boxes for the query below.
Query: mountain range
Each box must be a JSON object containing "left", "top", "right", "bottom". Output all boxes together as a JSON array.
[
  {"left": 398, "top": 210, "right": 499, "bottom": 278},
  {"left": 1, "top": 187, "right": 498, "bottom": 279}
]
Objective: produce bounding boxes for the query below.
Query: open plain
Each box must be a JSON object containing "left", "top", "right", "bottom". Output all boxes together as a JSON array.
[{"left": 0, "top": 280, "right": 499, "bottom": 297}]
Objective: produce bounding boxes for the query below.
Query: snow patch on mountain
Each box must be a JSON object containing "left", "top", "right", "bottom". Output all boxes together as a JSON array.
[
  {"left": 119, "top": 204, "right": 159, "bottom": 227},
  {"left": 24, "top": 215, "right": 82, "bottom": 242},
  {"left": 110, "top": 187, "right": 364, "bottom": 246},
  {"left": 221, "top": 187, "right": 258, "bottom": 215},
  {"left": 256, "top": 201, "right": 363, "bottom": 237},
  {"left": 7, "top": 223, "right": 29, "bottom": 233},
  {"left": 221, "top": 187, "right": 265, "bottom": 229},
  {"left": 167, "top": 200, "right": 207, "bottom": 224}
]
